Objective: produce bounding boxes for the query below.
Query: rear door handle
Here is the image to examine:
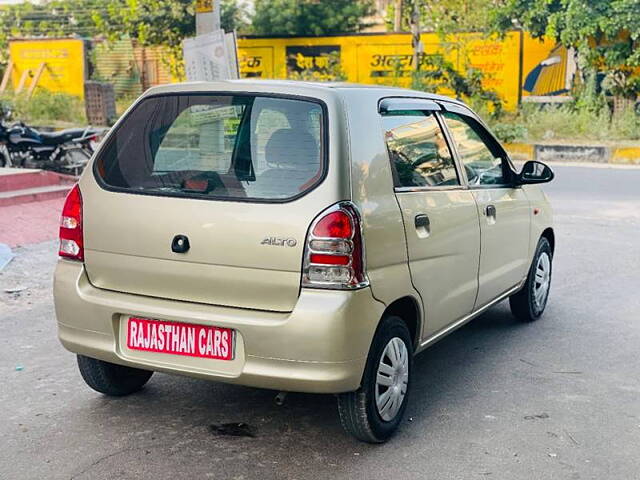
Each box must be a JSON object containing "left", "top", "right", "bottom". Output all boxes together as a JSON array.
[
  {"left": 414, "top": 214, "right": 431, "bottom": 238},
  {"left": 485, "top": 204, "right": 496, "bottom": 218},
  {"left": 415, "top": 214, "right": 430, "bottom": 228}
]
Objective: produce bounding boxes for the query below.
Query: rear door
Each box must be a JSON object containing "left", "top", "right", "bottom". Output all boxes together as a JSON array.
[
  {"left": 440, "top": 106, "right": 531, "bottom": 308},
  {"left": 380, "top": 99, "right": 481, "bottom": 339},
  {"left": 83, "top": 92, "right": 331, "bottom": 312}
]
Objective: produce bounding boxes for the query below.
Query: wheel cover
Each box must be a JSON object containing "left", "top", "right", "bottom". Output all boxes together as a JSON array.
[
  {"left": 375, "top": 337, "right": 409, "bottom": 422},
  {"left": 533, "top": 252, "right": 551, "bottom": 311}
]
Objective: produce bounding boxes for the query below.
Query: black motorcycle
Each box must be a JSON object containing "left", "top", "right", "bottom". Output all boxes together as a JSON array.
[{"left": 0, "top": 117, "right": 107, "bottom": 175}]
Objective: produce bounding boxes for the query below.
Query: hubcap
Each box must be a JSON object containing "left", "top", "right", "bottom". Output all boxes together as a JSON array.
[
  {"left": 533, "top": 252, "right": 551, "bottom": 311},
  {"left": 375, "top": 337, "right": 409, "bottom": 422}
]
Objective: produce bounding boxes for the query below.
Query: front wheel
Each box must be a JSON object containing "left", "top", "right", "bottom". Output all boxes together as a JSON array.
[
  {"left": 509, "top": 237, "right": 553, "bottom": 322},
  {"left": 0, "top": 147, "right": 11, "bottom": 167},
  {"left": 337, "top": 316, "right": 413, "bottom": 443}
]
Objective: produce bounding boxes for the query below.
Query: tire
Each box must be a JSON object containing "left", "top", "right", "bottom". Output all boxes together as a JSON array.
[
  {"left": 337, "top": 316, "right": 413, "bottom": 443},
  {"left": 509, "top": 237, "right": 553, "bottom": 322},
  {"left": 77, "top": 355, "right": 153, "bottom": 396}
]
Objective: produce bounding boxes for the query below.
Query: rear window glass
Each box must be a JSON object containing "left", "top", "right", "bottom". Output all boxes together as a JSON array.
[{"left": 95, "top": 94, "right": 325, "bottom": 201}]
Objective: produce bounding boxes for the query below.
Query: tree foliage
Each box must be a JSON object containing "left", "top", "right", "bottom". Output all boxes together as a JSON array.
[
  {"left": 386, "top": 0, "right": 494, "bottom": 34},
  {"left": 251, "top": 0, "right": 375, "bottom": 36},
  {"left": 410, "top": 54, "right": 502, "bottom": 116},
  {"left": 490, "top": 0, "right": 640, "bottom": 98},
  {"left": 0, "top": 0, "right": 248, "bottom": 65},
  {"left": 91, "top": 0, "right": 194, "bottom": 50}
]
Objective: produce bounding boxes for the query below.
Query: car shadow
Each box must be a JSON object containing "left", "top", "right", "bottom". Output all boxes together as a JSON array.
[{"left": 70, "top": 302, "right": 534, "bottom": 479}]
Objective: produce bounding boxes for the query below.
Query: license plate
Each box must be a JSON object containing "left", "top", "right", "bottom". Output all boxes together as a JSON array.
[{"left": 126, "top": 317, "right": 234, "bottom": 361}]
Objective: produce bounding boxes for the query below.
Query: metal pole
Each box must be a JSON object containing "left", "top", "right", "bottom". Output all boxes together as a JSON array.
[
  {"left": 196, "top": 0, "right": 220, "bottom": 35},
  {"left": 194, "top": 0, "right": 223, "bottom": 170},
  {"left": 411, "top": 0, "right": 421, "bottom": 72},
  {"left": 394, "top": 0, "right": 403, "bottom": 32}
]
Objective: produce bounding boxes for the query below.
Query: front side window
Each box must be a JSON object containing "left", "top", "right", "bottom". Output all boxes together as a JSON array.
[
  {"left": 381, "top": 110, "right": 459, "bottom": 188},
  {"left": 441, "top": 112, "right": 510, "bottom": 186},
  {"left": 95, "top": 94, "right": 325, "bottom": 201}
]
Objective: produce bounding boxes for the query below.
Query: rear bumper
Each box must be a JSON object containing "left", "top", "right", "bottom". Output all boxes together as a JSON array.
[{"left": 53, "top": 260, "right": 385, "bottom": 394}]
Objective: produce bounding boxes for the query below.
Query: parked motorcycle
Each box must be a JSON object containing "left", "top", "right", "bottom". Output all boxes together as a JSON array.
[{"left": 0, "top": 114, "right": 107, "bottom": 175}]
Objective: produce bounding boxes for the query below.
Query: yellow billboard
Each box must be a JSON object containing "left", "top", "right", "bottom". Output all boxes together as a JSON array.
[
  {"left": 238, "top": 32, "right": 572, "bottom": 111},
  {"left": 9, "top": 38, "right": 86, "bottom": 98}
]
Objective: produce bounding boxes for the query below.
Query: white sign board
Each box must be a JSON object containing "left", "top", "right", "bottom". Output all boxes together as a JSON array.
[
  {"left": 183, "top": 30, "right": 231, "bottom": 82},
  {"left": 225, "top": 31, "right": 240, "bottom": 79}
]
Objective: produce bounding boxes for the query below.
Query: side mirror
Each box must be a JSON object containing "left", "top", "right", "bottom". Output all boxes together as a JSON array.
[{"left": 517, "top": 161, "right": 554, "bottom": 185}]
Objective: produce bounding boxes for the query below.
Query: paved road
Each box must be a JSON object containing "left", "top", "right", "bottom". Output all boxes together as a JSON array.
[{"left": 1, "top": 165, "right": 639, "bottom": 480}]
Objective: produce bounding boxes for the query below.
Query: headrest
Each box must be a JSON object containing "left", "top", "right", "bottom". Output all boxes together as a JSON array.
[{"left": 264, "top": 128, "right": 319, "bottom": 170}]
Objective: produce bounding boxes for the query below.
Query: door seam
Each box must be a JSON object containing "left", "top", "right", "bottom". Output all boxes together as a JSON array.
[
  {"left": 390, "top": 191, "right": 427, "bottom": 339},
  {"left": 470, "top": 190, "right": 483, "bottom": 311}
]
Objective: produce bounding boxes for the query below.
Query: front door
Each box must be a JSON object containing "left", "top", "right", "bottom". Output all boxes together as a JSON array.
[
  {"left": 440, "top": 109, "right": 531, "bottom": 308},
  {"left": 380, "top": 102, "right": 481, "bottom": 340}
]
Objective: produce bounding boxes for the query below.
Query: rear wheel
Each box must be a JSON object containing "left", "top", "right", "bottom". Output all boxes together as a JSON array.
[
  {"left": 77, "top": 355, "right": 153, "bottom": 396},
  {"left": 509, "top": 237, "right": 553, "bottom": 322},
  {"left": 337, "top": 316, "right": 413, "bottom": 443}
]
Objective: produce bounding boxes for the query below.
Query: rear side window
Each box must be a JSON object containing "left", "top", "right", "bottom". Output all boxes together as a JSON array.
[
  {"left": 381, "top": 110, "right": 459, "bottom": 188},
  {"left": 95, "top": 94, "right": 325, "bottom": 201}
]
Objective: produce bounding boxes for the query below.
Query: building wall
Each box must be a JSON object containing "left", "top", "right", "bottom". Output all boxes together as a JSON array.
[
  {"left": 237, "top": 32, "right": 569, "bottom": 111},
  {"left": 7, "top": 33, "right": 571, "bottom": 111}
]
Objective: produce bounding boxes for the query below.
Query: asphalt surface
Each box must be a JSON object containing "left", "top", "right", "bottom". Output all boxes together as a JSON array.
[{"left": 1, "top": 164, "right": 639, "bottom": 480}]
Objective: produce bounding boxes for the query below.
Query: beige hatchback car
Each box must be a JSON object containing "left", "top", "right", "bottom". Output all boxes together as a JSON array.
[{"left": 54, "top": 80, "right": 554, "bottom": 443}]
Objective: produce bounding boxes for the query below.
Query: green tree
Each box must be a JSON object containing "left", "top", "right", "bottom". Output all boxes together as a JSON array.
[
  {"left": 250, "top": 0, "right": 375, "bottom": 36},
  {"left": 490, "top": 0, "right": 640, "bottom": 100},
  {"left": 386, "top": 0, "right": 495, "bottom": 34},
  {"left": 90, "top": 0, "right": 194, "bottom": 53},
  {"left": 409, "top": 54, "right": 502, "bottom": 116},
  {"left": 221, "top": 0, "right": 250, "bottom": 32},
  {"left": 0, "top": 0, "right": 104, "bottom": 63},
  {"left": 0, "top": 0, "right": 250, "bottom": 75}
]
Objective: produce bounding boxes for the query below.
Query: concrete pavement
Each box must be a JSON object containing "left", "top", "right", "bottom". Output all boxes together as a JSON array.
[{"left": 1, "top": 165, "right": 639, "bottom": 479}]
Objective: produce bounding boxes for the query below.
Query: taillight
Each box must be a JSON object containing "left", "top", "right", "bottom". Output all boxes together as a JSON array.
[
  {"left": 302, "top": 202, "right": 368, "bottom": 289},
  {"left": 59, "top": 184, "right": 84, "bottom": 261}
]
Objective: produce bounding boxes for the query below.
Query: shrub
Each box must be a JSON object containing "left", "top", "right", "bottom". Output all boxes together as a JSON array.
[
  {"left": 0, "top": 90, "right": 85, "bottom": 126},
  {"left": 491, "top": 123, "right": 528, "bottom": 143},
  {"left": 609, "top": 107, "right": 640, "bottom": 141}
]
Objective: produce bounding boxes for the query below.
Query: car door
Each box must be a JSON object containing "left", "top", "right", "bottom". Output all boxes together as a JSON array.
[
  {"left": 379, "top": 98, "right": 481, "bottom": 340},
  {"left": 439, "top": 105, "right": 531, "bottom": 309}
]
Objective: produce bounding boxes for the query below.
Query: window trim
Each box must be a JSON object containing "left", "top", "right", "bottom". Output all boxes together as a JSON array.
[
  {"left": 378, "top": 97, "right": 441, "bottom": 114},
  {"left": 92, "top": 91, "right": 330, "bottom": 204}
]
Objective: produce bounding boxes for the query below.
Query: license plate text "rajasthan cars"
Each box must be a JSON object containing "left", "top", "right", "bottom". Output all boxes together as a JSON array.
[{"left": 127, "top": 317, "right": 233, "bottom": 360}]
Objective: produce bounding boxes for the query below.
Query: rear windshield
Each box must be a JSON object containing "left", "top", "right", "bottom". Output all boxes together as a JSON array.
[{"left": 94, "top": 94, "right": 326, "bottom": 201}]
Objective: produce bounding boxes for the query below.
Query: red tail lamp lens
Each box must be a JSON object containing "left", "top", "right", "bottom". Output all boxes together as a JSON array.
[
  {"left": 312, "top": 210, "right": 353, "bottom": 238},
  {"left": 59, "top": 184, "right": 84, "bottom": 261},
  {"left": 309, "top": 254, "right": 350, "bottom": 265}
]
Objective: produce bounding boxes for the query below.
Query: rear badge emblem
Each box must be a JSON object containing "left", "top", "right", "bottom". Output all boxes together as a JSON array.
[{"left": 261, "top": 237, "right": 297, "bottom": 247}]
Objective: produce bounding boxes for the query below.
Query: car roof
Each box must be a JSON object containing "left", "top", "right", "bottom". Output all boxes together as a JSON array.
[{"left": 143, "top": 79, "right": 466, "bottom": 106}]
